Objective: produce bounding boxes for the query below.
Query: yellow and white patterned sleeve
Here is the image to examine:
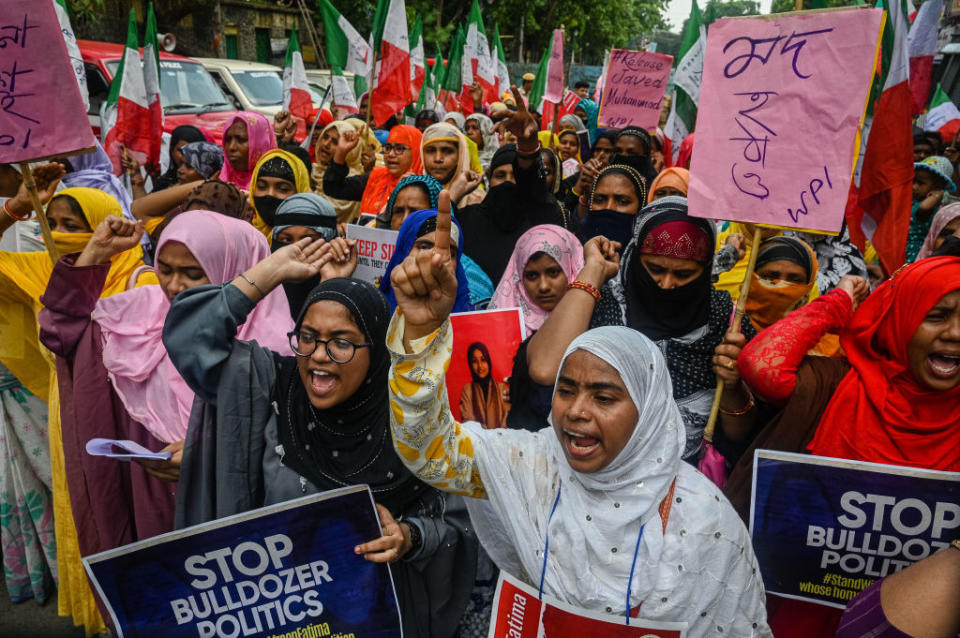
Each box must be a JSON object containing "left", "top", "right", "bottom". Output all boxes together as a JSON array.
[{"left": 386, "top": 312, "right": 486, "bottom": 499}]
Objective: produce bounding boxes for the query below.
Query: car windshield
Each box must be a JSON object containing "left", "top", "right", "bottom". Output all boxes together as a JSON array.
[
  {"left": 106, "top": 59, "right": 232, "bottom": 113},
  {"left": 232, "top": 70, "right": 284, "bottom": 106}
]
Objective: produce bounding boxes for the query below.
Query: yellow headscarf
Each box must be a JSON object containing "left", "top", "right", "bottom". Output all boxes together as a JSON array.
[
  {"left": 248, "top": 149, "right": 312, "bottom": 236},
  {"left": 421, "top": 122, "right": 486, "bottom": 206},
  {"left": 312, "top": 119, "right": 376, "bottom": 223}
]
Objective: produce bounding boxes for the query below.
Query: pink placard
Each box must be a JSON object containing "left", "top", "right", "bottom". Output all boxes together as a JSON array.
[
  {"left": 544, "top": 29, "right": 565, "bottom": 104},
  {"left": 597, "top": 49, "right": 673, "bottom": 131},
  {"left": 0, "top": 0, "right": 95, "bottom": 163},
  {"left": 687, "top": 8, "right": 883, "bottom": 232}
]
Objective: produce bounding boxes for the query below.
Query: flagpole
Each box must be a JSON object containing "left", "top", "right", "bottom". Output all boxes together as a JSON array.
[
  {"left": 549, "top": 102, "right": 560, "bottom": 150},
  {"left": 18, "top": 163, "right": 59, "bottom": 264},
  {"left": 302, "top": 84, "right": 333, "bottom": 151},
  {"left": 366, "top": 60, "right": 375, "bottom": 128}
]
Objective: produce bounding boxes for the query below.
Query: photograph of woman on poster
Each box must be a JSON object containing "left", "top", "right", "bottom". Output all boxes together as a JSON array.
[{"left": 459, "top": 342, "right": 511, "bottom": 429}]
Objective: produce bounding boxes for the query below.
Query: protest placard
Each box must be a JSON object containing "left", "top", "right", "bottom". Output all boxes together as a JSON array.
[
  {"left": 597, "top": 50, "right": 673, "bottom": 131},
  {"left": 687, "top": 8, "right": 884, "bottom": 232},
  {"left": 0, "top": 0, "right": 96, "bottom": 163},
  {"left": 447, "top": 308, "right": 524, "bottom": 429},
  {"left": 83, "top": 485, "right": 402, "bottom": 638},
  {"left": 345, "top": 224, "right": 399, "bottom": 287},
  {"left": 488, "top": 571, "right": 687, "bottom": 638},
  {"left": 750, "top": 450, "right": 960, "bottom": 609}
]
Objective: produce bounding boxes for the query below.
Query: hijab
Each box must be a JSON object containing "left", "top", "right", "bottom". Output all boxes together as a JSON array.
[
  {"left": 248, "top": 149, "right": 312, "bottom": 236},
  {"left": 444, "top": 112, "right": 466, "bottom": 129},
  {"left": 182, "top": 181, "right": 253, "bottom": 222},
  {"left": 809, "top": 256, "right": 960, "bottom": 471},
  {"left": 378, "top": 174, "right": 442, "bottom": 230},
  {"left": 181, "top": 142, "right": 224, "bottom": 180},
  {"left": 541, "top": 147, "right": 563, "bottom": 195},
  {"left": 91, "top": 211, "right": 293, "bottom": 443},
  {"left": 61, "top": 140, "right": 135, "bottom": 221},
  {"left": 467, "top": 341, "right": 494, "bottom": 395},
  {"left": 360, "top": 125, "right": 423, "bottom": 216},
  {"left": 379, "top": 208, "right": 471, "bottom": 313},
  {"left": 581, "top": 163, "right": 648, "bottom": 249},
  {"left": 916, "top": 202, "right": 960, "bottom": 260},
  {"left": 653, "top": 128, "right": 673, "bottom": 170},
  {"left": 647, "top": 167, "right": 690, "bottom": 203},
  {"left": 676, "top": 133, "right": 695, "bottom": 169},
  {"left": 745, "top": 236, "right": 818, "bottom": 331},
  {"left": 154, "top": 125, "right": 207, "bottom": 191},
  {"left": 489, "top": 224, "right": 585, "bottom": 337},
  {"left": 421, "top": 122, "right": 472, "bottom": 188},
  {"left": 274, "top": 278, "right": 422, "bottom": 514},
  {"left": 219, "top": 112, "right": 277, "bottom": 191},
  {"left": 578, "top": 98, "right": 600, "bottom": 144},
  {"left": 271, "top": 194, "right": 339, "bottom": 320},
  {"left": 313, "top": 119, "right": 375, "bottom": 223},
  {"left": 465, "top": 113, "right": 499, "bottom": 170}
]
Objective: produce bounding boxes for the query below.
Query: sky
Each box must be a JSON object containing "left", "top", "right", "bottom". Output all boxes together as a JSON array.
[{"left": 664, "top": 0, "right": 774, "bottom": 32}]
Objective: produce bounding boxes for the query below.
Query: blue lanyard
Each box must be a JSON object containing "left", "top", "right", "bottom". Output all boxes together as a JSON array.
[{"left": 538, "top": 481, "right": 647, "bottom": 625}]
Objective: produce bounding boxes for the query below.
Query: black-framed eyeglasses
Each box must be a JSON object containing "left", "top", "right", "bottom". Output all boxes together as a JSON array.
[
  {"left": 287, "top": 331, "right": 371, "bottom": 363},
  {"left": 382, "top": 143, "right": 410, "bottom": 155}
]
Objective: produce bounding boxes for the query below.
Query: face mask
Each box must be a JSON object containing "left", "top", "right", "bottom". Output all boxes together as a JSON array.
[
  {"left": 581, "top": 209, "right": 636, "bottom": 251},
  {"left": 253, "top": 195, "right": 284, "bottom": 226}
]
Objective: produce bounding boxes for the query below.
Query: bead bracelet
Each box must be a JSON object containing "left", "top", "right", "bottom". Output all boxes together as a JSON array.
[{"left": 567, "top": 280, "right": 602, "bottom": 301}]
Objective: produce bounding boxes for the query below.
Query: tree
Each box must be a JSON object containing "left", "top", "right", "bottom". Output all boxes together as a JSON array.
[
  {"left": 680, "top": 0, "right": 759, "bottom": 33},
  {"left": 769, "top": 0, "right": 862, "bottom": 12},
  {"left": 650, "top": 29, "right": 682, "bottom": 60}
]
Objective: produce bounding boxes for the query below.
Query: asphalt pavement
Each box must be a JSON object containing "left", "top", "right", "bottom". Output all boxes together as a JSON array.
[{"left": 0, "top": 579, "right": 86, "bottom": 638}]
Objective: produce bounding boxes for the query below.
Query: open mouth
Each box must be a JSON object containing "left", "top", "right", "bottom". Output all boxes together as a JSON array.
[
  {"left": 927, "top": 353, "right": 960, "bottom": 379},
  {"left": 309, "top": 369, "right": 339, "bottom": 396},
  {"left": 562, "top": 428, "right": 600, "bottom": 458}
]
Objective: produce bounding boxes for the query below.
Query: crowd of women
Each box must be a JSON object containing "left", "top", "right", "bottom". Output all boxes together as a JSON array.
[{"left": 0, "top": 81, "right": 957, "bottom": 638}]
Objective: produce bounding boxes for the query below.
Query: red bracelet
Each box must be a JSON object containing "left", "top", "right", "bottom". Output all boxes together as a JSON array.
[
  {"left": 2, "top": 199, "right": 30, "bottom": 222},
  {"left": 567, "top": 280, "right": 602, "bottom": 301}
]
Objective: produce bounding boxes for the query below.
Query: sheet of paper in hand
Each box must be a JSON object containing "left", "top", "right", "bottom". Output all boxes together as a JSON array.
[
  {"left": 750, "top": 450, "right": 960, "bottom": 609},
  {"left": 83, "top": 485, "right": 402, "bottom": 638},
  {"left": 688, "top": 8, "right": 884, "bottom": 233},
  {"left": 597, "top": 50, "right": 674, "bottom": 131},
  {"left": 447, "top": 308, "right": 524, "bottom": 429},
  {"left": 0, "top": 0, "right": 96, "bottom": 162},
  {"left": 488, "top": 571, "right": 687, "bottom": 638},
  {"left": 86, "top": 438, "right": 172, "bottom": 462},
  {"left": 345, "top": 224, "right": 399, "bottom": 287}
]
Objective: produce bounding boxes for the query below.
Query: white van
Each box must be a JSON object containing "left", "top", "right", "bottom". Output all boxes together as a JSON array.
[{"left": 196, "top": 58, "right": 328, "bottom": 118}]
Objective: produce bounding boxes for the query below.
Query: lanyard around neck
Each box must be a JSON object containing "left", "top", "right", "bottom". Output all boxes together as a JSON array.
[{"left": 537, "top": 480, "right": 647, "bottom": 626}]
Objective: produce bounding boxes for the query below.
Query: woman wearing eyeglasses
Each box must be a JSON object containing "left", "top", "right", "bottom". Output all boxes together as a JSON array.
[
  {"left": 323, "top": 123, "right": 425, "bottom": 217},
  {"left": 162, "top": 238, "right": 479, "bottom": 638}
]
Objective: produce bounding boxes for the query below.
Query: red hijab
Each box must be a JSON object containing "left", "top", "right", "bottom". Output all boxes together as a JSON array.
[
  {"left": 809, "top": 257, "right": 960, "bottom": 470},
  {"left": 360, "top": 125, "right": 423, "bottom": 215}
]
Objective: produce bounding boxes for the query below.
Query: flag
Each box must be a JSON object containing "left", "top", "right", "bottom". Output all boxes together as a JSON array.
[
  {"left": 845, "top": 0, "right": 914, "bottom": 274},
  {"left": 431, "top": 44, "right": 447, "bottom": 115},
  {"left": 466, "top": 0, "right": 497, "bottom": 103},
  {"left": 53, "top": 0, "right": 89, "bottom": 112},
  {"left": 664, "top": 0, "right": 706, "bottom": 161},
  {"left": 370, "top": 0, "right": 410, "bottom": 125},
  {"left": 332, "top": 73, "right": 360, "bottom": 113},
  {"left": 594, "top": 49, "right": 610, "bottom": 103},
  {"left": 143, "top": 3, "right": 163, "bottom": 170},
  {"left": 102, "top": 10, "right": 152, "bottom": 176},
  {"left": 527, "top": 33, "right": 553, "bottom": 112},
  {"left": 907, "top": 0, "right": 943, "bottom": 114},
  {"left": 925, "top": 84, "right": 960, "bottom": 141},
  {"left": 409, "top": 15, "right": 425, "bottom": 98},
  {"left": 492, "top": 23, "right": 511, "bottom": 98},
  {"left": 283, "top": 28, "right": 314, "bottom": 121},
  {"left": 316, "top": 0, "right": 373, "bottom": 78},
  {"left": 441, "top": 25, "right": 464, "bottom": 113}
]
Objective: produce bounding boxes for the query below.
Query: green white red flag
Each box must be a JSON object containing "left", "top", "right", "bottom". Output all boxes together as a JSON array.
[
  {"left": 283, "top": 28, "right": 314, "bottom": 121},
  {"left": 102, "top": 9, "right": 152, "bottom": 176}
]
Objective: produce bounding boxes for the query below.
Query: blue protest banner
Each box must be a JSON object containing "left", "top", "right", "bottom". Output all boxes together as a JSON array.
[
  {"left": 83, "top": 485, "right": 402, "bottom": 638},
  {"left": 750, "top": 450, "right": 960, "bottom": 608}
]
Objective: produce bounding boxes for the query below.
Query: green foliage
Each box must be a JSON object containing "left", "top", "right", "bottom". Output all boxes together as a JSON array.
[
  {"left": 650, "top": 29, "right": 682, "bottom": 60},
  {"left": 769, "top": 0, "right": 862, "bottom": 12},
  {"left": 67, "top": 0, "right": 106, "bottom": 23},
  {"left": 681, "top": 0, "right": 760, "bottom": 33}
]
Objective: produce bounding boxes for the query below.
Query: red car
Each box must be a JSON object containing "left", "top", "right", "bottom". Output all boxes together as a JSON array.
[{"left": 80, "top": 40, "right": 239, "bottom": 144}]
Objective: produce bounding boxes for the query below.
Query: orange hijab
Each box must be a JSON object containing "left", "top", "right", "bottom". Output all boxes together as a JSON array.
[
  {"left": 360, "top": 125, "right": 423, "bottom": 216},
  {"left": 647, "top": 167, "right": 690, "bottom": 203}
]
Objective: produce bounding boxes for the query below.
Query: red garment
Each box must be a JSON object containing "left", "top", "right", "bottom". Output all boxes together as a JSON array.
[
  {"left": 639, "top": 220, "right": 711, "bottom": 262},
  {"left": 739, "top": 288, "right": 853, "bottom": 404},
  {"left": 675, "top": 133, "right": 695, "bottom": 169},
  {"left": 808, "top": 256, "right": 960, "bottom": 470},
  {"left": 359, "top": 125, "right": 423, "bottom": 216}
]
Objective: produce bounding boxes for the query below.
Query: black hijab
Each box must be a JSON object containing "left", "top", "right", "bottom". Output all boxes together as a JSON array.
[
  {"left": 580, "top": 163, "right": 648, "bottom": 249},
  {"left": 154, "top": 125, "right": 206, "bottom": 191},
  {"left": 273, "top": 278, "right": 423, "bottom": 515}
]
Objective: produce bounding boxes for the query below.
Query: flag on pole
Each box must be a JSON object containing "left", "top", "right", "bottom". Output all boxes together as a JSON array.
[
  {"left": 664, "top": 0, "right": 706, "bottom": 162},
  {"left": 283, "top": 28, "right": 314, "bottom": 121},
  {"left": 845, "top": 0, "right": 914, "bottom": 274},
  {"left": 907, "top": 0, "right": 943, "bottom": 114},
  {"left": 492, "top": 23, "right": 511, "bottom": 98},
  {"left": 53, "top": 0, "right": 89, "bottom": 112},
  {"left": 316, "top": 0, "right": 373, "bottom": 77},
  {"left": 925, "top": 84, "right": 960, "bottom": 141},
  {"left": 143, "top": 2, "right": 163, "bottom": 171},
  {"left": 370, "top": 0, "right": 411, "bottom": 126},
  {"left": 466, "top": 0, "right": 497, "bottom": 103},
  {"left": 543, "top": 29, "right": 564, "bottom": 104},
  {"left": 409, "top": 15, "right": 426, "bottom": 98},
  {"left": 102, "top": 10, "right": 152, "bottom": 175},
  {"left": 527, "top": 34, "right": 553, "bottom": 112},
  {"left": 441, "top": 25, "right": 464, "bottom": 113},
  {"left": 594, "top": 49, "right": 610, "bottom": 103},
  {"left": 431, "top": 44, "right": 447, "bottom": 115}
]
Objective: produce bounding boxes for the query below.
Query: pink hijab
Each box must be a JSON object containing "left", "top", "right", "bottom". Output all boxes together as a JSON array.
[
  {"left": 488, "top": 224, "right": 585, "bottom": 337},
  {"left": 219, "top": 111, "right": 277, "bottom": 191},
  {"left": 91, "top": 211, "right": 294, "bottom": 443},
  {"left": 916, "top": 202, "right": 960, "bottom": 260}
]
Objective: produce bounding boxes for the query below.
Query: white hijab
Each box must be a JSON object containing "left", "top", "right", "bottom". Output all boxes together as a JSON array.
[{"left": 464, "top": 326, "right": 770, "bottom": 637}]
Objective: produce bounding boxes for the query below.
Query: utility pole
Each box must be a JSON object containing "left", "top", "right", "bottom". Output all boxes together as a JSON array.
[{"left": 295, "top": 0, "right": 327, "bottom": 67}]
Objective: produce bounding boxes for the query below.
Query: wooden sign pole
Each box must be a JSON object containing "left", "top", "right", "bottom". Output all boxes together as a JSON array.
[{"left": 18, "top": 163, "right": 59, "bottom": 265}]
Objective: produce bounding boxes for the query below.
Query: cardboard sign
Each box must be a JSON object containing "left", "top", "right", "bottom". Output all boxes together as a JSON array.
[
  {"left": 83, "top": 486, "right": 402, "bottom": 638},
  {"left": 488, "top": 571, "right": 687, "bottom": 637},
  {"left": 687, "top": 8, "right": 884, "bottom": 232},
  {"left": 750, "top": 450, "right": 960, "bottom": 609},
  {"left": 447, "top": 308, "right": 525, "bottom": 429},
  {"left": 345, "top": 224, "right": 399, "bottom": 287},
  {"left": 0, "top": 1, "right": 96, "bottom": 162},
  {"left": 597, "top": 50, "right": 673, "bottom": 131}
]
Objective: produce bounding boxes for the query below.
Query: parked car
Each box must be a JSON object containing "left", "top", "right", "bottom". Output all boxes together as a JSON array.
[
  {"left": 196, "top": 58, "right": 289, "bottom": 117},
  {"left": 80, "top": 40, "right": 238, "bottom": 143}
]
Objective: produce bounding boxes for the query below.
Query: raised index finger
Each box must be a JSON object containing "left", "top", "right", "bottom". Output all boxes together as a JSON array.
[{"left": 434, "top": 190, "right": 452, "bottom": 260}]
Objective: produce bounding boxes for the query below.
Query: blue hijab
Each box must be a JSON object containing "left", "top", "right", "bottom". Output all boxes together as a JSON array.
[{"left": 379, "top": 207, "right": 472, "bottom": 313}]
